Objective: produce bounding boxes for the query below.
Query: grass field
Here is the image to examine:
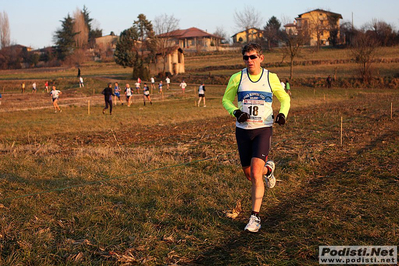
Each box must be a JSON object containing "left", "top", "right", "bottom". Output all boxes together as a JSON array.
[{"left": 0, "top": 48, "right": 399, "bottom": 265}]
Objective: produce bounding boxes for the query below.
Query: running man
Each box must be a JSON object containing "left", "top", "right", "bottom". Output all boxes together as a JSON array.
[
  {"left": 114, "top": 82, "right": 123, "bottom": 105},
  {"left": 125, "top": 83, "right": 133, "bottom": 107},
  {"left": 50, "top": 85, "right": 62, "bottom": 113},
  {"left": 102, "top": 83, "right": 114, "bottom": 115},
  {"left": 158, "top": 81, "right": 163, "bottom": 93},
  {"left": 143, "top": 83, "right": 152, "bottom": 106},
  {"left": 180, "top": 80, "right": 187, "bottom": 94},
  {"left": 45, "top": 81, "right": 49, "bottom": 93},
  {"left": 79, "top": 76, "right": 84, "bottom": 88},
  {"left": 198, "top": 82, "right": 206, "bottom": 107},
  {"left": 135, "top": 80, "right": 141, "bottom": 94},
  {"left": 32, "top": 82, "right": 37, "bottom": 93},
  {"left": 222, "top": 43, "right": 290, "bottom": 233}
]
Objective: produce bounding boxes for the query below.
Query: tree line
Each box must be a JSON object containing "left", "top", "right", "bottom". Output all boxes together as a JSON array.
[
  {"left": 1, "top": 5, "right": 398, "bottom": 83},
  {"left": 233, "top": 7, "right": 399, "bottom": 82},
  {"left": 0, "top": 6, "right": 101, "bottom": 69}
]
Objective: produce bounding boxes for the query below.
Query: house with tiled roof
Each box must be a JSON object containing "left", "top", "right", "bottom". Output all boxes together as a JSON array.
[
  {"left": 283, "top": 22, "right": 298, "bottom": 35},
  {"left": 285, "top": 9, "right": 343, "bottom": 46},
  {"left": 157, "top": 27, "right": 223, "bottom": 52},
  {"left": 231, "top": 28, "right": 264, "bottom": 44}
]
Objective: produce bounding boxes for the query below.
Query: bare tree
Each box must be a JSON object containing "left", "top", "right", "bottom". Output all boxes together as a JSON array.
[
  {"left": 366, "top": 19, "right": 395, "bottom": 46},
  {"left": 73, "top": 8, "right": 89, "bottom": 48},
  {"left": 234, "top": 5, "right": 262, "bottom": 43},
  {"left": 281, "top": 28, "right": 309, "bottom": 79},
  {"left": 213, "top": 26, "right": 229, "bottom": 44},
  {"left": 0, "top": 11, "right": 11, "bottom": 49},
  {"left": 153, "top": 14, "right": 179, "bottom": 76},
  {"left": 340, "top": 21, "right": 355, "bottom": 45},
  {"left": 350, "top": 30, "right": 379, "bottom": 83}
]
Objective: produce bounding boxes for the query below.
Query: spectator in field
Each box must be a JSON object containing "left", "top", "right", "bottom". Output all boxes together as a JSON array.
[
  {"left": 180, "top": 80, "right": 187, "bottom": 94},
  {"left": 50, "top": 85, "right": 62, "bottom": 113},
  {"left": 197, "top": 82, "right": 206, "bottom": 107},
  {"left": 114, "top": 82, "right": 123, "bottom": 105},
  {"left": 32, "top": 82, "right": 37, "bottom": 93},
  {"left": 326, "top": 75, "right": 332, "bottom": 88},
  {"left": 79, "top": 76, "right": 84, "bottom": 88},
  {"left": 222, "top": 42, "right": 290, "bottom": 233},
  {"left": 102, "top": 83, "right": 114, "bottom": 115},
  {"left": 165, "top": 76, "right": 170, "bottom": 90},
  {"left": 125, "top": 83, "right": 133, "bottom": 107},
  {"left": 77, "top": 67, "right": 81, "bottom": 77},
  {"left": 45, "top": 81, "right": 49, "bottom": 93},
  {"left": 143, "top": 83, "right": 152, "bottom": 106},
  {"left": 285, "top": 79, "right": 291, "bottom": 96},
  {"left": 151, "top": 76, "right": 155, "bottom": 91},
  {"left": 21, "top": 82, "right": 26, "bottom": 93}
]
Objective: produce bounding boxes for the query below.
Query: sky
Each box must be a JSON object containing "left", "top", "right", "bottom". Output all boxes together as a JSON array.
[{"left": 2, "top": 0, "right": 399, "bottom": 49}]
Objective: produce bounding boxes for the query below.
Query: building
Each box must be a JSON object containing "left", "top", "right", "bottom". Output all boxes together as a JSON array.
[
  {"left": 7, "top": 44, "right": 33, "bottom": 52},
  {"left": 283, "top": 21, "right": 298, "bottom": 35},
  {"left": 231, "top": 28, "right": 264, "bottom": 44},
  {"left": 157, "top": 27, "right": 222, "bottom": 52},
  {"left": 290, "top": 9, "right": 343, "bottom": 46},
  {"left": 150, "top": 47, "right": 185, "bottom": 76},
  {"left": 95, "top": 32, "right": 118, "bottom": 52}
]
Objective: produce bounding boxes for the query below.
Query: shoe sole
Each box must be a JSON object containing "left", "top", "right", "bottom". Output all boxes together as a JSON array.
[
  {"left": 266, "top": 177, "right": 276, "bottom": 188},
  {"left": 265, "top": 161, "right": 276, "bottom": 188},
  {"left": 245, "top": 226, "right": 261, "bottom": 233}
]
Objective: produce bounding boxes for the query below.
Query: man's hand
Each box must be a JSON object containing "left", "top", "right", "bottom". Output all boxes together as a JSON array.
[
  {"left": 233, "top": 109, "right": 250, "bottom": 123},
  {"left": 275, "top": 113, "right": 286, "bottom": 125}
]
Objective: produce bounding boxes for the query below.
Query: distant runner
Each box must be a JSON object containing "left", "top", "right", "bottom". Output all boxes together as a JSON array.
[
  {"left": 143, "top": 83, "right": 152, "bottom": 106},
  {"left": 125, "top": 83, "right": 133, "bottom": 107},
  {"left": 50, "top": 85, "right": 62, "bottom": 113},
  {"left": 102, "top": 83, "right": 114, "bottom": 115}
]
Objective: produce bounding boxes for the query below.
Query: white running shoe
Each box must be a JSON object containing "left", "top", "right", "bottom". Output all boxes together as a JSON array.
[
  {"left": 244, "top": 215, "right": 261, "bottom": 232},
  {"left": 265, "top": 160, "right": 276, "bottom": 188}
]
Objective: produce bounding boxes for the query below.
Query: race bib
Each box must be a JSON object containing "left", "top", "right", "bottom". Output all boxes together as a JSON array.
[{"left": 242, "top": 99, "right": 265, "bottom": 123}]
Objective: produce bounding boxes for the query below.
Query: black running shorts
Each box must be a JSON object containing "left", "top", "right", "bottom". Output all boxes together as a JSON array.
[{"left": 235, "top": 126, "right": 272, "bottom": 167}]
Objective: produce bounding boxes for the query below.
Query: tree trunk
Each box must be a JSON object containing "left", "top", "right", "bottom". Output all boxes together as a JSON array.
[{"left": 290, "top": 57, "right": 294, "bottom": 79}]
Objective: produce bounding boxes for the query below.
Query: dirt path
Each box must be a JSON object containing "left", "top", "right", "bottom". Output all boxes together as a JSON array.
[{"left": 0, "top": 88, "right": 196, "bottom": 112}]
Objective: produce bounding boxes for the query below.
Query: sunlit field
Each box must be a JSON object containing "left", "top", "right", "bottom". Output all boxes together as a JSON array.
[{"left": 0, "top": 47, "right": 398, "bottom": 265}]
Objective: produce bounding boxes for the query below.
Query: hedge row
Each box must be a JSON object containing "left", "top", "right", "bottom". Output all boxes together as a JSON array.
[{"left": 171, "top": 75, "right": 399, "bottom": 89}]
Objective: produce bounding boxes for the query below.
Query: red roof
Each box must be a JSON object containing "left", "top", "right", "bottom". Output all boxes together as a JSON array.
[
  {"left": 158, "top": 27, "right": 221, "bottom": 39},
  {"left": 284, "top": 23, "right": 297, "bottom": 28}
]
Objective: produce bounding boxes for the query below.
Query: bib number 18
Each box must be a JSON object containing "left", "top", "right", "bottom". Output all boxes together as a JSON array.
[{"left": 248, "top": 106, "right": 259, "bottom": 116}]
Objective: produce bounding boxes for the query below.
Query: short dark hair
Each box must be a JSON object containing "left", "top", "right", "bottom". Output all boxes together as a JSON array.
[{"left": 242, "top": 42, "right": 263, "bottom": 55}]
